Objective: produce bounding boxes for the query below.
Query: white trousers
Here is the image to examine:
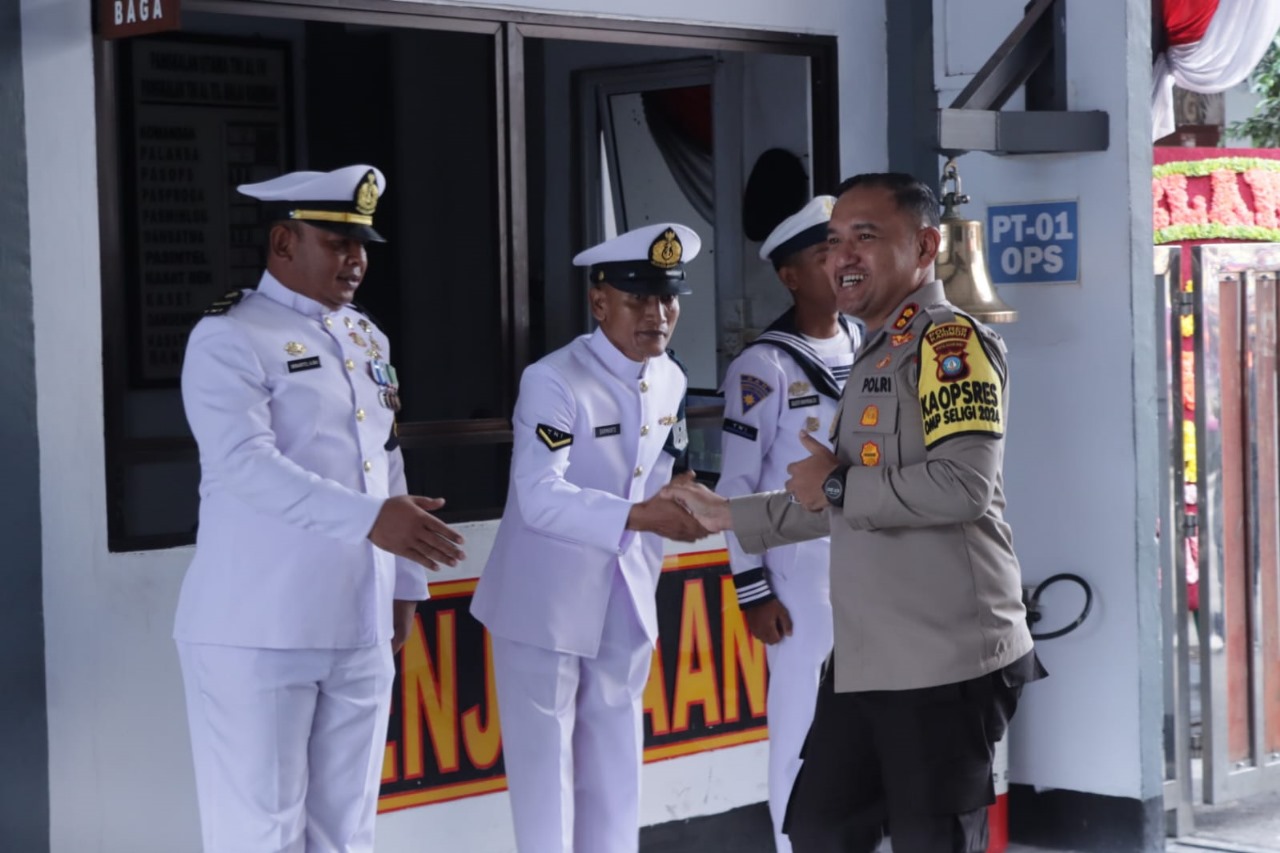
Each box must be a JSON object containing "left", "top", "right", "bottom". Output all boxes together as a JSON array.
[
  {"left": 491, "top": 571, "right": 653, "bottom": 853},
  {"left": 176, "top": 642, "right": 395, "bottom": 853},
  {"left": 766, "top": 566, "right": 834, "bottom": 853}
]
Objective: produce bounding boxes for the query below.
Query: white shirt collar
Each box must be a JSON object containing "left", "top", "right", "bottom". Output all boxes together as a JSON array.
[
  {"left": 255, "top": 271, "right": 332, "bottom": 320},
  {"left": 587, "top": 327, "right": 650, "bottom": 383}
]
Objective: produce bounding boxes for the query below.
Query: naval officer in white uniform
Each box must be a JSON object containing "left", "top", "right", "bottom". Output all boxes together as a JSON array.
[
  {"left": 176, "top": 165, "right": 465, "bottom": 853},
  {"left": 716, "top": 196, "right": 859, "bottom": 853},
  {"left": 471, "top": 223, "right": 711, "bottom": 853}
]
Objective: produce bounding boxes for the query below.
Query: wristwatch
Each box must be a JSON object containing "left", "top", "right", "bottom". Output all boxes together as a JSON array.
[{"left": 822, "top": 464, "right": 851, "bottom": 508}]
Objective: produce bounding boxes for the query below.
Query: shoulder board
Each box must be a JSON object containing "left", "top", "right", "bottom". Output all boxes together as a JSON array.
[
  {"left": 665, "top": 347, "right": 688, "bottom": 375},
  {"left": 923, "top": 302, "right": 956, "bottom": 326},
  {"left": 939, "top": 308, "right": 1008, "bottom": 381},
  {"left": 202, "top": 289, "right": 245, "bottom": 316}
]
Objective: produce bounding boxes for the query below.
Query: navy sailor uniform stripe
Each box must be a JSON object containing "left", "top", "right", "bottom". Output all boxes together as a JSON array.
[
  {"left": 731, "top": 566, "right": 776, "bottom": 608},
  {"left": 743, "top": 308, "right": 857, "bottom": 401}
]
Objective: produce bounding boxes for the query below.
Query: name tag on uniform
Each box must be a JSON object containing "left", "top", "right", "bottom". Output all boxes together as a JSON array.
[
  {"left": 594, "top": 424, "right": 621, "bottom": 438},
  {"left": 788, "top": 394, "right": 820, "bottom": 409},
  {"left": 860, "top": 375, "right": 894, "bottom": 395},
  {"left": 287, "top": 356, "right": 321, "bottom": 373}
]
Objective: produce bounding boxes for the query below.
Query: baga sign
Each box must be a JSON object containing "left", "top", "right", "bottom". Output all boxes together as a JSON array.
[{"left": 98, "top": 0, "right": 180, "bottom": 39}]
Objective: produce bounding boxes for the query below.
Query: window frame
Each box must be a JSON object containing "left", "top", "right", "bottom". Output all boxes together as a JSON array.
[{"left": 97, "top": 0, "right": 838, "bottom": 551}]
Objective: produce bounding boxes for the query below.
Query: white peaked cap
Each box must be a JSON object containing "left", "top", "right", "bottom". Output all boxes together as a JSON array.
[
  {"left": 759, "top": 195, "right": 835, "bottom": 264},
  {"left": 573, "top": 222, "right": 701, "bottom": 295}
]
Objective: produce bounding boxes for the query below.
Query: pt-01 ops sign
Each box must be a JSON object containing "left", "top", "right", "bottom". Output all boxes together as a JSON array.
[
  {"left": 377, "top": 549, "right": 770, "bottom": 813},
  {"left": 986, "top": 200, "right": 1079, "bottom": 285}
]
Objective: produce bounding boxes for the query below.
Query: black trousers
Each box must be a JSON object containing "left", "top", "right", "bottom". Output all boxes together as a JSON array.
[{"left": 783, "top": 652, "right": 1045, "bottom": 853}]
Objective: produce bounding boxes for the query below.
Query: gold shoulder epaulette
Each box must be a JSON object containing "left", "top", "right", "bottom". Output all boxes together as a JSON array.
[{"left": 202, "top": 289, "right": 245, "bottom": 316}]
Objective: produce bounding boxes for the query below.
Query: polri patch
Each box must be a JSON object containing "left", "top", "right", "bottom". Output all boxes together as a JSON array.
[
  {"left": 919, "top": 317, "right": 1004, "bottom": 448},
  {"left": 723, "top": 418, "right": 758, "bottom": 442},
  {"left": 860, "top": 375, "right": 893, "bottom": 395},
  {"left": 536, "top": 424, "right": 574, "bottom": 451},
  {"left": 740, "top": 375, "right": 772, "bottom": 413},
  {"left": 595, "top": 424, "right": 621, "bottom": 438},
  {"left": 788, "top": 394, "right": 819, "bottom": 409},
  {"left": 287, "top": 356, "right": 321, "bottom": 373}
]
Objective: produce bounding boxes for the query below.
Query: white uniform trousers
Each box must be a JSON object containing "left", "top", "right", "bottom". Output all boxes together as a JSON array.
[
  {"left": 177, "top": 642, "right": 395, "bottom": 853},
  {"left": 491, "top": 570, "right": 653, "bottom": 853},
  {"left": 766, "top": 566, "right": 834, "bottom": 853}
]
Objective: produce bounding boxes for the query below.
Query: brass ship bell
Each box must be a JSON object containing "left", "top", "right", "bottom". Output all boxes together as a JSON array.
[{"left": 936, "top": 158, "right": 1017, "bottom": 323}]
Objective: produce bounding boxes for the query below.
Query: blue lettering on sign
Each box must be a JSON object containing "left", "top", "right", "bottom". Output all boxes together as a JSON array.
[{"left": 986, "top": 200, "right": 1079, "bottom": 285}]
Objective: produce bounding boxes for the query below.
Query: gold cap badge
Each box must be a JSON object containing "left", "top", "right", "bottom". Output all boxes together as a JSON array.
[
  {"left": 649, "top": 228, "right": 683, "bottom": 270},
  {"left": 355, "top": 171, "right": 380, "bottom": 216}
]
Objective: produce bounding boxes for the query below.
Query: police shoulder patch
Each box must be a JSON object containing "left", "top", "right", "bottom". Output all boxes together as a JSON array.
[
  {"left": 535, "top": 423, "right": 574, "bottom": 451},
  {"left": 918, "top": 317, "right": 1004, "bottom": 449},
  {"left": 202, "top": 289, "right": 245, "bottom": 316}
]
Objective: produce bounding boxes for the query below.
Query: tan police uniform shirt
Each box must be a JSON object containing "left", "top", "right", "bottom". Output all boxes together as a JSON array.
[{"left": 729, "top": 279, "right": 1033, "bottom": 692}]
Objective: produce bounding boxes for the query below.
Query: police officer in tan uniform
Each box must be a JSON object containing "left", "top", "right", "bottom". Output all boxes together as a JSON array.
[{"left": 665, "top": 173, "right": 1044, "bottom": 853}]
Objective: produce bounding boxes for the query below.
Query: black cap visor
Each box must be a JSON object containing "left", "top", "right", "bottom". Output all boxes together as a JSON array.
[
  {"left": 305, "top": 219, "right": 386, "bottom": 243},
  {"left": 589, "top": 262, "right": 690, "bottom": 296},
  {"left": 769, "top": 222, "right": 827, "bottom": 269}
]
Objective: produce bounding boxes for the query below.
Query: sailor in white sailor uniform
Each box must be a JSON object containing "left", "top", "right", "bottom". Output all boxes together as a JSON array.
[
  {"left": 176, "top": 165, "right": 465, "bottom": 853},
  {"left": 471, "top": 223, "right": 711, "bottom": 853},
  {"left": 715, "top": 196, "right": 860, "bottom": 853}
]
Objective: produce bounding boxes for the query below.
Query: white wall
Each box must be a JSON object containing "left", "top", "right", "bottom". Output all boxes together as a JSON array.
[
  {"left": 933, "top": 0, "right": 1161, "bottom": 801},
  {"left": 21, "top": 1, "right": 884, "bottom": 851}
]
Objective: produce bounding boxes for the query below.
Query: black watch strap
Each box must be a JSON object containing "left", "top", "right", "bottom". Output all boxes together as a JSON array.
[{"left": 823, "top": 464, "right": 851, "bottom": 508}]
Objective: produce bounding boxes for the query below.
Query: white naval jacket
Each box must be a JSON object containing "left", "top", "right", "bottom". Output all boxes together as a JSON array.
[
  {"left": 470, "top": 329, "right": 688, "bottom": 658},
  {"left": 175, "top": 272, "right": 427, "bottom": 650},
  {"left": 716, "top": 314, "right": 859, "bottom": 606}
]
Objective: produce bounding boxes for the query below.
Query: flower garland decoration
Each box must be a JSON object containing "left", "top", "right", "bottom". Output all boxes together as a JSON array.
[{"left": 1154, "top": 157, "right": 1280, "bottom": 243}]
